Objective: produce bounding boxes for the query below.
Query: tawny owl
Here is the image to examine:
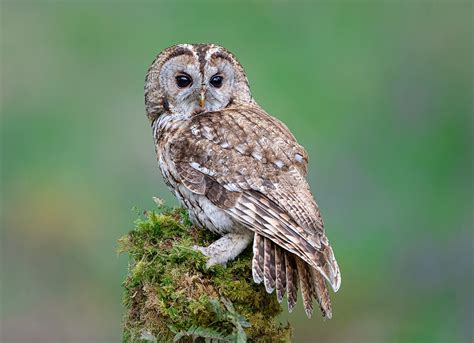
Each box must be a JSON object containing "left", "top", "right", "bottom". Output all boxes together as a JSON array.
[{"left": 144, "top": 43, "right": 341, "bottom": 319}]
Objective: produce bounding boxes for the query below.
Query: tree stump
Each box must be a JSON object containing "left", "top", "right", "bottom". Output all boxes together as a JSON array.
[{"left": 119, "top": 205, "right": 291, "bottom": 342}]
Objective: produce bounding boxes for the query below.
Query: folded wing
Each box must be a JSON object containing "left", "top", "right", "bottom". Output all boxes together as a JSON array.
[{"left": 169, "top": 105, "right": 341, "bottom": 316}]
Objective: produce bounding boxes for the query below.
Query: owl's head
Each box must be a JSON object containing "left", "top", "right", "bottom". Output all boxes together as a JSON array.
[{"left": 145, "top": 43, "right": 253, "bottom": 121}]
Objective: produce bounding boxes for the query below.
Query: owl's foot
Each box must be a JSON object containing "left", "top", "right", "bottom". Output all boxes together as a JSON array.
[
  {"left": 192, "top": 230, "right": 253, "bottom": 269},
  {"left": 192, "top": 245, "right": 224, "bottom": 268}
]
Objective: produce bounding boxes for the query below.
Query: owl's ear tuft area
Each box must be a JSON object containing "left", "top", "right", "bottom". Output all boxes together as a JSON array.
[{"left": 119, "top": 204, "right": 292, "bottom": 342}]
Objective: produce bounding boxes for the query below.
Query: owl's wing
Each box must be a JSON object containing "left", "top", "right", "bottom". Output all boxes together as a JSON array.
[{"left": 170, "top": 105, "right": 340, "bottom": 293}]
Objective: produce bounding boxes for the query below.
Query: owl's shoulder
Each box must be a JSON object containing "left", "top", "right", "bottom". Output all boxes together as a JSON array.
[{"left": 164, "top": 105, "right": 309, "bottom": 182}]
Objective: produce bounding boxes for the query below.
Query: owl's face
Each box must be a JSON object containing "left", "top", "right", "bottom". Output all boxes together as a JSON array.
[{"left": 145, "top": 44, "right": 253, "bottom": 121}]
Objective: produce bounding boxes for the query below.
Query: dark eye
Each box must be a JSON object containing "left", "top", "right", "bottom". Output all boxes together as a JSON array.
[
  {"left": 175, "top": 74, "right": 192, "bottom": 88},
  {"left": 210, "top": 75, "right": 223, "bottom": 88}
]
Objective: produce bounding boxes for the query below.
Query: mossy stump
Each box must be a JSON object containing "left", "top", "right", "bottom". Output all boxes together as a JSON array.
[{"left": 119, "top": 205, "right": 292, "bottom": 342}]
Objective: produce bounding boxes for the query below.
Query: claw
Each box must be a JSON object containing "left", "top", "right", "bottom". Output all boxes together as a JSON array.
[
  {"left": 192, "top": 245, "right": 224, "bottom": 268},
  {"left": 191, "top": 231, "right": 253, "bottom": 269},
  {"left": 192, "top": 245, "right": 207, "bottom": 254}
]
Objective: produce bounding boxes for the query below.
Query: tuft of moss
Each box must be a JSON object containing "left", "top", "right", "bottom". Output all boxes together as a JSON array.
[{"left": 119, "top": 205, "right": 292, "bottom": 343}]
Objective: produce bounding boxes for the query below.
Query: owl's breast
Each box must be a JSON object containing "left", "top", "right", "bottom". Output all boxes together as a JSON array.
[
  {"left": 158, "top": 152, "right": 237, "bottom": 235},
  {"left": 152, "top": 114, "right": 185, "bottom": 191},
  {"left": 153, "top": 115, "right": 237, "bottom": 235}
]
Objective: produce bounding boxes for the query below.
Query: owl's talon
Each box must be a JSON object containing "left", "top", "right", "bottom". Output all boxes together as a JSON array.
[
  {"left": 191, "top": 232, "right": 253, "bottom": 269},
  {"left": 192, "top": 245, "right": 221, "bottom": 268},
  {"left": 192, "top": 245, "right": 207, "bottom": 254},
  {"left": 205, "top": 258, "right": 221, "bottom": 269}
]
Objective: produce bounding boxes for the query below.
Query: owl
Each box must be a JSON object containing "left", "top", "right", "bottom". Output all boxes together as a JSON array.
[{"left": 144, "top": 43, "right": 341, "bottom": 319}]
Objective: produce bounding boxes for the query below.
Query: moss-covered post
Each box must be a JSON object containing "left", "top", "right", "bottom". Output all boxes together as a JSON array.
[{"left": 119, "top": 203, "right": 292, "bottom": 342}]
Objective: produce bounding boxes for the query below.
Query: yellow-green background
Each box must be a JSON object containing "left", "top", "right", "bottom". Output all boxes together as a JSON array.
[{"left": 1, "top": 1, "right": 472, "bottom": 342}]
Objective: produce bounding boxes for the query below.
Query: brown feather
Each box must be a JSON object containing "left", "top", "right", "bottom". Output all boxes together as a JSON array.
[
  {"left": 285, "top": 252, "right": 298, "bottom": 312},
  {"left": 296, "top": 258, "right": 314, "bottom": 318},
  {"left": 275, "top": 245, "right": 286, "bottom": 303},
  {"left": 252, "top": 234, "right": 264, "bottom": 284},
  {"left": 311, "top": 268, "right": 333, "bottom": 319},
  {"left": 263, "top": 237, "right": 276, "bottom": 293},
  {"left": 318, "top": 244, "right": 341, "bottom": 292}
]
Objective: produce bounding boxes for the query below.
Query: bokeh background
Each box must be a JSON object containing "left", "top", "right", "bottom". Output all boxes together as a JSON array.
[{"left": 1, "top": 1, "right": 472, "bottom": 342}]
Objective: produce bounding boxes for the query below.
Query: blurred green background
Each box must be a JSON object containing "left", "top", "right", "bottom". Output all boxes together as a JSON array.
[{"left": 1, "top": 1, "right": 472, "bottom": 342}]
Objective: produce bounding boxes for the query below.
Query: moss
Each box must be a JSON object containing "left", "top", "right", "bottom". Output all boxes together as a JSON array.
[{"left": 119, "top": 204, "right": 292, "bottom": 343}]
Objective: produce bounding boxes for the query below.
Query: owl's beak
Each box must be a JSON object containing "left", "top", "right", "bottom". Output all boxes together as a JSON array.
[{"left": 198, "top": 90, "right": 206, "bottom": 108}]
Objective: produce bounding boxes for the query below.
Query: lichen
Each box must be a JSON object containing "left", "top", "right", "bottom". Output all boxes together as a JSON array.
[{"left": 119, "top": 204, "right": 292, "bottom": 343}]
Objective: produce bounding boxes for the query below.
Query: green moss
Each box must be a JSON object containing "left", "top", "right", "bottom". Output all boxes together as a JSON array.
[{"left": 119, "top": 205, "right": 292, "bottom": 343}]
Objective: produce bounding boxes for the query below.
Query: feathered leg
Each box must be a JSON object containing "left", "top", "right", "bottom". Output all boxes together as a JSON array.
[{"left": 193, "top": 230, "right": 253, "bottom": 268}]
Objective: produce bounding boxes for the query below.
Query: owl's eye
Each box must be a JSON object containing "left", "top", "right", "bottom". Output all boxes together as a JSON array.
[
  {"left": 175, "top": 74, "right": 192, "bottom": 88},
  {"left": 210, "top": 75, "right": 223, "bottom": 88}
]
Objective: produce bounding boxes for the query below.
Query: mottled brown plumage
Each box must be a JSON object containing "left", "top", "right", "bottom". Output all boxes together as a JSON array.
[
  {"left": 263, "top": 237, "right": 276, "bottom": 293},
  {"left": 144, "top": 43, "right": 341, "bottom": 319},
  {"left": 285, "top": 252, "right": 298, "bottom": 312},
  {"left": 274, "top": 244, "right": 286, "bottom": 303},
  {"left": 296, "top": 257, "right": 314, "bottom": 318}
]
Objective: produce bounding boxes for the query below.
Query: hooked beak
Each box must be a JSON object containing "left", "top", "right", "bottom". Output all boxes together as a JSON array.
[{"left": 198, "top": 90, "right": 205, "bottom": 108}]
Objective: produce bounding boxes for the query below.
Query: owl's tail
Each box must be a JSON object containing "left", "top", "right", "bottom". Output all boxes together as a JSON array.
[{"left": 252, "top": 233, "right": 332, "bottom": 319}]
